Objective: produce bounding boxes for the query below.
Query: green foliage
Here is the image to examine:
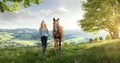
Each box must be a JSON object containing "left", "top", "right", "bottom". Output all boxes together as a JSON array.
[
  {"left": 15, "top": 33, "right": 39, "bottom": 40},
  {"left": 78, "top": 0, "right": 120, "bottom": 39},
  {"left": 63, "top": 42, "right": 69, "bottom": 46},
  {"left": 106, "top": 35, "right": 112, "bottom": 40},
  {"left": 94, "top": 37, "right": 100, "bottom": 42},
  {"left": 16, "top": 34, "right": 32, "bottom": 40},
  {"left": 0, "top": 0, "right": 43, "bottom": 12},
  {"left": 15, "top": 40, "right": 36, "bottom": 46},
  {"left": 0, "top": 32, "right": 14, "bottom": 42}
]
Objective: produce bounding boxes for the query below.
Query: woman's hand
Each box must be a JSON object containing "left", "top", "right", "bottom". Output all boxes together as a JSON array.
[{"left": 39, "top": 38, "right": 41, "bottom": 41}]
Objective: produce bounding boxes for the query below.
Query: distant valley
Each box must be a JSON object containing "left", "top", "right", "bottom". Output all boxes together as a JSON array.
[{"left": 0, "top": 28, "right": 108, "bottom": 41}]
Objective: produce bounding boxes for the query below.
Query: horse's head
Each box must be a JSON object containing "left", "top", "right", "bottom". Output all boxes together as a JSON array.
[{"left": 53, "top": 18, "right": 59, "bottom": 30}]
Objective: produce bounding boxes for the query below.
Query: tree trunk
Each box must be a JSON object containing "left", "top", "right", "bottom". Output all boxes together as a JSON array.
[
  {"left": 112, "top": 30, "right": 119, "bottom": 39},
  {"left": 111, "top": 28, "right": 119, "bottom": 39},
  {"left": 109, "top": 31, "right": 113, "bottom": 39},
  {"left": 110, "top": 0, "right": 120, "bottom": 39}
]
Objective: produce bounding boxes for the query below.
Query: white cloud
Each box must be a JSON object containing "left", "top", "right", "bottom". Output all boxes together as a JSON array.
[
  {"left": 0, "top": 10, "right": 38, "bottom": 22},
  {"left": 40, "top": 9, "right": 53, "bottom": 16},
  {"left": 0, "top": 10, "right": 40, "bottom": 29},
  {"left": 57, "top": 6, "right": 69, "bottom": 13},
  {"left": 40, "top": 6, "right": 70, "bottom": 17}
]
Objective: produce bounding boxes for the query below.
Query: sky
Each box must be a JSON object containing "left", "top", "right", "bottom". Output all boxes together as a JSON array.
[{"left": 0, "top": 0, "right": 84, "bottom": 30}]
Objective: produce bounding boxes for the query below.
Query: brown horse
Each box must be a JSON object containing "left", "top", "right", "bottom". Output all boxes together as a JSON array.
[{"left": 52, "top": 18, "right": 64, "bottom": 51}]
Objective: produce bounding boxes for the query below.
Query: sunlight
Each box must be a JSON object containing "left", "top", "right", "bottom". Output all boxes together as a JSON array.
[
  {"left": 118, "top": 26, "right": 120, "bottom": 31},
  {"left": 118, "top": 26, "right": 120, "bottom": 37}
]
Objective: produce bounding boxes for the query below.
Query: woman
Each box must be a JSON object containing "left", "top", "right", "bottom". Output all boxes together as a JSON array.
[{"left": 39, "top": 21, "right": 49, "bottom": 55}]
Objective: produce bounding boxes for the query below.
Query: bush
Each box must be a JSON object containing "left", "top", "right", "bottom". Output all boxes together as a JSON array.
[
  {"left": 63, "top": 42, "right": 69, "bottom": 46},
  {"left": 0, "top": 32, "right": 14, "bottom": 42},
  {"left": 94, "top": 37, "right": 100, "bottom": 42},
  {"left": 105, "top": 35, "right": 112, "bottom": 40}
]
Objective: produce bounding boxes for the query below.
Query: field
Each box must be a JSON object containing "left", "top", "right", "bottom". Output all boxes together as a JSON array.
[{"left": 0, "top": 39, "right": 120, "bottom": 63}]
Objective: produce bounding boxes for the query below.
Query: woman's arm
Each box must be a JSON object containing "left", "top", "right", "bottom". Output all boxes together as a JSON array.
[{"left": 47, "top": 30, "right": 50, "bottom": 37}]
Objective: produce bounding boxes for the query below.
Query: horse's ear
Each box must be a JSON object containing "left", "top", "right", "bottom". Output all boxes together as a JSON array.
[
  {"left": 53, "top": 18, "right": 55, "bottom": 21},
  {"left": 57, "top": 18, "right": 59, "bottom": 21}
]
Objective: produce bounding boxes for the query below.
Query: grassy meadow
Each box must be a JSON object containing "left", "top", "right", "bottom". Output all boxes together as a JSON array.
[{"left": 0, "top": 39, "right": 120, "bottom": 63}]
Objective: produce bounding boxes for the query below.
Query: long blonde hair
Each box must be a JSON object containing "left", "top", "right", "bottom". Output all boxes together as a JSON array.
[{"left": 39, "top": 21, "right": 48, "bottom": 30}]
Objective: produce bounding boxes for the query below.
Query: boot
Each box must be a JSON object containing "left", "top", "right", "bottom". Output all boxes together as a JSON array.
[{"left": 42, "top": 46, "right": 46, "bottom": 55}]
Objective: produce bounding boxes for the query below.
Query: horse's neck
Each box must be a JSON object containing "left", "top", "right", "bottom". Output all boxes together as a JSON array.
[{"left": 59, "top": 26, "right": 63, "bottom": 30}]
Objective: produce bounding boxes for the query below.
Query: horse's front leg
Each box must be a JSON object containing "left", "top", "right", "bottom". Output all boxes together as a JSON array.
[
  {"left": 58, "top": 38, "right": 62, "bottom": 51},
  {"left": 54, "top": 38, "right": 59, "bottom": 53},
  {"left": 54, "top": 38, "right": 57, "bottom": 49}
]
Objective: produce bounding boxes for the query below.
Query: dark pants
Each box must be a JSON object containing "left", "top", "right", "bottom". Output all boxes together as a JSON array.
[
  {"left": 41, "top": 36, "right": 48, "bottom": 55},
  {"left": 41, "top": 36, "right": 48, "bottom": 48}
]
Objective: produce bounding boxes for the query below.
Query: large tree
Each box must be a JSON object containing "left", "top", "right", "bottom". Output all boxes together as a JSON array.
[
  {"left": 0, "top": 0, "right": 42, "bottom": 12},
  {"left": 79, "top": 0, "right": 120, "bottom": 39}
]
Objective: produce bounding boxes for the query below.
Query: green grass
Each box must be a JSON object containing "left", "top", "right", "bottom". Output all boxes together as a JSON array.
[{"left": 0, "top": 39, "right": 120, "bottom": 63}]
